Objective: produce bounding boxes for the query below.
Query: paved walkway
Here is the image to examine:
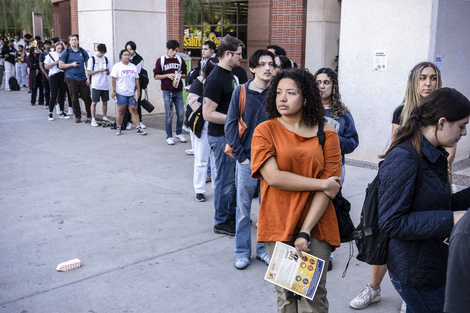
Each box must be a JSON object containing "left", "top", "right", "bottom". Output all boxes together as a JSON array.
[{"left": 0, "top": 89, "right": 467, "bottom": 312}]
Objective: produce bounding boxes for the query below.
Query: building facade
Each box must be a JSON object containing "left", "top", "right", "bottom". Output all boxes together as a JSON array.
[{"left": 51, "top": 0, "right": 470, "bottom": 163}]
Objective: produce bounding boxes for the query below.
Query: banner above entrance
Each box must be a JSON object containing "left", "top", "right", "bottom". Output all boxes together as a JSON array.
[{"left": 183, "top": 31, "right": 222, "bottom": 49}]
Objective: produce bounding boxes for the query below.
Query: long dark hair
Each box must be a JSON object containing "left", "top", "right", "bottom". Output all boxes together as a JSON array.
[
  {"left": 313, "top": 68, "right": 348, "bottom": 119},
  {"left": 203, "top": 60, "right": 216, "bottom": 79},
  {"left": 382, "top": 88, "right": 470, "bottom": 158},
  {"left": 265, "top": 68, "right": 324, "bottom": 127}
]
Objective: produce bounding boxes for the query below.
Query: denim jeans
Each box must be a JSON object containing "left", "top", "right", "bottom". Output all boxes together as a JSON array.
[
  {"left": 162, "top": 90, "right": 184, "bottom": 139},
  {"left": 235, "top": 162, "right": 267, "bottom": 258},
  {"left": 389, "top": 272, "right": 445, "bottom": 313},
  {"left": 207, "top": 134, "right": 236, "bottom": 226}
]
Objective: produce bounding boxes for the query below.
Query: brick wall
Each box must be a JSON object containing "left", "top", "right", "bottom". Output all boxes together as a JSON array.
[
  {"left": 167, "top": 0, "right": 184, "bottom": 44},
  {"left": 270, "top": 0, "right": 307, "bottom": 67},
  {"left": 70, "top": 0, "right": 79, "bottom": 35},
  {"left": 247, "top": 0, "right": 272, "bottom": 58},
  {"left": 52, "top": 1, "right": 72, "bottom": 39}
]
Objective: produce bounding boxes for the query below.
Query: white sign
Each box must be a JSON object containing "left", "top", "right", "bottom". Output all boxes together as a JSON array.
[
  {"left": 435, "top": 55, "right": 443, "bottom": 71},
  {"left": 374, "top": 51, "right": 388, "bottom": 71}
]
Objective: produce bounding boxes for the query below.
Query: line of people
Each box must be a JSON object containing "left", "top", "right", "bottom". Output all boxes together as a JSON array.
[{"left": 183, "top": 35, "right": 469, "bottom": 313}]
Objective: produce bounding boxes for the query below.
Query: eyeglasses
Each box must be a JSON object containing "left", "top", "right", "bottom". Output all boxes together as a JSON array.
[{"left": 230, "top": 51, "right": 242, "bottom": 57}]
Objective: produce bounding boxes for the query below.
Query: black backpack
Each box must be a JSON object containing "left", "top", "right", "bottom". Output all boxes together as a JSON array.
[
  {"left": 130, "top": 53, "right": 149, "bottom": 90},
  {"left": 139, "top": 68, "right": 149, "bottom": 90},
  {"left": 9, "top": 76, "right": 20, "bottom": 90},
  {"left": 317, "top": 121, "right": 355, "bottom": 243},
  {"left": 354, "top": 140, "right": 422, "bottom": 265}
]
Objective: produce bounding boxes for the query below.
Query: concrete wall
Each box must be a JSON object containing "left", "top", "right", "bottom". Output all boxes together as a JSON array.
[
  {"left": 305, "top": 0, "right": 341, "bottom": 73},
  {"left": 339, "top": 0, "right": 437, "bottom": 163},
  {"left": 78, "top": 0, "right": 167, "bottom": 114},
  {"left": 434, "top": 0, "right": 470, "bottom": 160}
]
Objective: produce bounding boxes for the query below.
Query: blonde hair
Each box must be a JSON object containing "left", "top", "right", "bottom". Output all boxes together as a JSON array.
[
  {"left": 399, "top": 62, "right": 442, "bottom": 125},
  {"left": 55, "top": 41, "right": 65, "bottom": 51}
]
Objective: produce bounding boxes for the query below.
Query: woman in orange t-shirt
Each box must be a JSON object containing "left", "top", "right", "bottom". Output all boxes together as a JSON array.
[{"left": 251, "top": 68, "right": 342, "bottom": 313}]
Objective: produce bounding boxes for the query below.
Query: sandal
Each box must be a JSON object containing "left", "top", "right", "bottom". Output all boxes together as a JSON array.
[{"left": 256, "top": 252, "right": 270, "bottom": 265}]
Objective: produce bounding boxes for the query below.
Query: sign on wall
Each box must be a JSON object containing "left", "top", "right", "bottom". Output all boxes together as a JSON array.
[
  {"left": 374, "top": 51, "right": 388, "bottom": 70},
  {"left": 183, "top": 30, "right": 222, "bottom": 49}
]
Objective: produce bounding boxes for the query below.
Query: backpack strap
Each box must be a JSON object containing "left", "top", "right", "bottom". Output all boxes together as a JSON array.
[
  {"left": 65, "top": 47, "right": 70, "bottom": 63},
  {"left": 161, "top": 55, "right": 182, "bottom": 72},
  {"left": 317, "top": 119, "right": 326, "bottom": 149},
  {"left": 65, "top": 47, "right": 86, "bottom": 64},
  {"left": 92, "top": 56, "right": 95, "bottom": 70},
  {"left": 237, "top": 84, "right": 247, "bottom": 139}
]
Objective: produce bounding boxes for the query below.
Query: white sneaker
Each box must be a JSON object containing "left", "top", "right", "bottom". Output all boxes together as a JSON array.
[
  {"left": 185, "top": 149, "right": 194, "bottom": 155},
  {"left": 349, "top": 284, "right": 381, "bottom": 309},
  {"left": 67, "top": 107, "right": 73, "bottom": 116},
  {"left": 166, "top": 137, "right": 175, "bottom": 145},
  {"left": 400, "top": 301, "right": 406, "bottom": 313},
  {"left": 126, "top": 122, "right": 132, "bottom": 130},
  {"left": 182, "top": 125, "right": 191, "bottom": 133},
  {"left": 56, "top": 104, "right": 60, "bottom": 114},
  {"left": 139, "top": 122, "right": 146, "bottom": 129},
  {"left": 175, "top": 134, "right": 187, "bottom": 143},
  {"left": 102, "top": 116, "right": 110, "bottom": 122},
  {"left": 91, "top": 120, "right": 99, "bottom": 127}
]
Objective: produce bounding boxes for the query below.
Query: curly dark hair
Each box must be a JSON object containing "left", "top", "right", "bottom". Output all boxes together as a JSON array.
[
  {"left": 313, "top": 68, "right": 348, "bottom": 119},
  {"left": 265, "top": 68, "right": 325, "bottom": 127}
]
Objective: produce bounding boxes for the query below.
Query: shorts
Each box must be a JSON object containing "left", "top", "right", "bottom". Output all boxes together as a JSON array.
[
  {"left": 116, "top": 94, "right": 135, "bottom": 106},
  {"left": 91, "top": 89, "right": 110, "bottom": 102}
]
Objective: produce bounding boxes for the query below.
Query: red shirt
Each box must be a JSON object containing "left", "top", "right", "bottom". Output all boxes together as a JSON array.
[{"left": 153, "top": 55, "right": 187, "bottom": 92}]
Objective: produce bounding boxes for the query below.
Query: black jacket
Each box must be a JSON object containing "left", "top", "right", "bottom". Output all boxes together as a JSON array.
[{"left": 378, "top": 137, "right": 470, "bottom": 287}]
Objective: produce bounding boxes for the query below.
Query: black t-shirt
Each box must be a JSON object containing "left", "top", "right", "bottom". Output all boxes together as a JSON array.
[
  {"left": 392, "top": 105, "right": 404, "bottom": 125},
  {"left": 233, "top": 66, "right": 248, "bottom": 84},
  {"left": 203, "top": 65, "right": 237, "bottom": 137},
  {"left": 444, "top": 210, "right": 470, "bottom": 312},
  {"left": 189, "top": 77, "right": 204, "bottom": 99}
]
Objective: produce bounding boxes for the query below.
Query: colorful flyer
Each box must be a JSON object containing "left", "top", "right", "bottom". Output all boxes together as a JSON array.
[{"left": 264, "top": 242, "right": 325, "bottom": 300}]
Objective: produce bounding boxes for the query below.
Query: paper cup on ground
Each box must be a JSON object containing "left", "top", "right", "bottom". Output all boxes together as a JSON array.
[{"left": 56, "top": 258, "right": 82, "bottom": 272}]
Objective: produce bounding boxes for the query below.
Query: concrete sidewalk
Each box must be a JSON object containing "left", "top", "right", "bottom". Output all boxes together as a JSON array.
[{"left": 0, "top": 89, "right": 465, "bottom": 313}]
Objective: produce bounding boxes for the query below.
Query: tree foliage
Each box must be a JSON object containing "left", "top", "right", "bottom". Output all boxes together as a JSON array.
[{"left": 0, "top": 0, "right": 52, "bottom": 38}]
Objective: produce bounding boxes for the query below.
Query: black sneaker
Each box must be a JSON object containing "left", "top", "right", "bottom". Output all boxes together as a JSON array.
[
  {"left": 48, "top": 113, "right": 54, "bottom": 121},
  {"left": 136, "top": 126, "right": 147, "bottom": 135},
  {"left": 59, "top": 112, "right": 71, "bottom": 119},
  {"left": 196, "top": 193, "right": 206, "bottom": 202},
  {"left": 214, "top": 221, "right": 235, "bottom": 236}
]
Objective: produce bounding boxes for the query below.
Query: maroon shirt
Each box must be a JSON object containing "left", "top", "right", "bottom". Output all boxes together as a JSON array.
[{"left": 153, "top": 55, "right": 187, "bottom": 92}]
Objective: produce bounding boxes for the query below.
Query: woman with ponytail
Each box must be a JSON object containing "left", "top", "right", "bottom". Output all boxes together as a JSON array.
[{"left": 377, "top": 88, "right": 470, "bottom": 313}]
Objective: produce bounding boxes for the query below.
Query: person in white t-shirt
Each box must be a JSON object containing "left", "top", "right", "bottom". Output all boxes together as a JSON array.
[
  {"left": 110, "top": 49, "right": 146, "bottom": 135},
  {"left": 87, "top": 43, "right": 110, "bottom": 127},
  {"left": 44, "top": 41, "right": 70, "bottom": 121}
]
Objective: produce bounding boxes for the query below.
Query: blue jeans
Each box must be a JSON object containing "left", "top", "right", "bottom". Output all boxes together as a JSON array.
[
  {"left": 207, "top": 135, "right": 236, "bottom": 226},
  {"left": 234, "top": 162, "right": 267, "bottom": 258},
  {"left": 389, "top": 272, "right": 445, "bottom": 313},
  {"left": 162, "top": 91, "right": 184, "bottom": 139}
]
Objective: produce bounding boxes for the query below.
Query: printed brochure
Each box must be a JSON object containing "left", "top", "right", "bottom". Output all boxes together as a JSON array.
[{"left": 264, "top": 241, "right": 325, "bottom": 300}]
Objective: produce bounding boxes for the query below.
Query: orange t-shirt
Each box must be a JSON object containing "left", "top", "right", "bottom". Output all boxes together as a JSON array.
[{"left": 251, "top": 118, "right": 342, "bottom": 248}]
